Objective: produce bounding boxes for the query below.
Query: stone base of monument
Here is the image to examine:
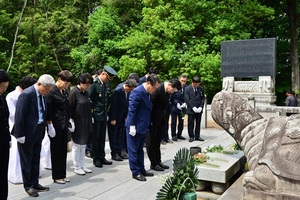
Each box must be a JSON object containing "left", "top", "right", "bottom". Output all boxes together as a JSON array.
[
  {"left": 196, "top": 151, "right": 246, "bottom": 194},
  {"left": 237, "top": 92, "right": 277, "bottom": 107},
  {"left": 244, "top": 188, "right": 300, "bottom": 200}
]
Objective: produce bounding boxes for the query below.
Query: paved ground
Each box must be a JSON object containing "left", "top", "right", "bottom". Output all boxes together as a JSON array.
[{"left": 8, "top": 126, "right": 235, "bottom": 200}]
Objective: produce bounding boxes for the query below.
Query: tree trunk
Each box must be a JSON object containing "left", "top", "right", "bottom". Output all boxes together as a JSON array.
[
  {"left": 7, "top": 0, "right": 28, "bottom": 72},
  {"left": 287, "top": 0, "right": 299, "bottom": 93}
]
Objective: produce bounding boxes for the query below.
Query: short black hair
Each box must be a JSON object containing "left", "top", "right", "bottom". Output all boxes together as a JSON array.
[
  {"left": 78, "top": 73, "right": 93, "bottom": 84},
  {"left": 0, "top": 69, "right": 10, "bottom": 83},
  {"left": 147, "top": 73, "right": 160, "bottom": 86},
  {"left": 125, "top": 78, "right": 138, "bottom": 88},
  {"left": 128, "top": 73, "right": 140, "bottom": 83},
  {"left": 192, "top": 76, "right": 200, "bottom": 83},
  {"left": 169, "top": 78, "right": 182, "bottom": 90},
  {"left": 95, "top": 69, "right": 103, "bottom": 75},
  {"left": 19, "top": 76, "right": 36, "bottom": 90},
  {"left": 286, "top": 90, "right": 295, "bottom": 95},
  {"left": 147, "top": 67, "right": 159, "bottom": 75},
  {"left": 179, "top": 74, "right": 187, "bottom": 79},
  {"left": 58, "top": 70, "right": 73, "bottom": 82}
]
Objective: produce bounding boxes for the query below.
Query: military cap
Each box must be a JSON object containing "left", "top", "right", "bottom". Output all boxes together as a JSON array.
[{"left": 104, "top": 66, "right": 118, "bottom": 81}]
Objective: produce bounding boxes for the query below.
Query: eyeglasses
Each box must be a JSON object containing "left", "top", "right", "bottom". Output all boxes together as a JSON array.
[{"left": 104, "top": 71, "right": 113, "bottom": 81}]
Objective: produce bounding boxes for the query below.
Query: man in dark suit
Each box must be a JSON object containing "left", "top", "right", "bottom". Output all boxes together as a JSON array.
[
  {"left": 170, "top": 74, "right": 188, "bottom": 141},
  {"left": 0, "top": 69, "right": 10, "bottom": 200},
  {"left": 146, "top": 78, "right": 182, "bottom": 171},
  {"left": 116, "top": 73, "right": 139, "bottom": 89},
  {"left": 13, "top": 74, "right": 55, "bottom": 197},
  {"left": 138, "top": 67, "right": 159, "bottom": 85},
  {"left": 108, "top": 78, "right": 137, "bottom": 161},
  {"left": 126, "top": 74, "right": 160, "bottom": 181},
  {"left": 184, "top": 76, "right": 205, "bottom": 142}
]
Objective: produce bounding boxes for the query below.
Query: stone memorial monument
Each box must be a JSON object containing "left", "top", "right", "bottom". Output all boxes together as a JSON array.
[
  {"left": 211, "top": 91, "right": 300, "bottom": 200},
  {"left": 221, "top": 38, "right": 277, "bottom": 106}
]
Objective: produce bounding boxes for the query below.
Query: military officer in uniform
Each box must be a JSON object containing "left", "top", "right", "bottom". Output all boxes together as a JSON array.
[{"left": 88, "top": 66, "right": 118, "bottom": 167}]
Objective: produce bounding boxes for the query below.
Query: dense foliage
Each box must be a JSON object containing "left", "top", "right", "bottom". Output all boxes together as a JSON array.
[{"left": 0, "top": 0, "right": 299, "bottom": 103}]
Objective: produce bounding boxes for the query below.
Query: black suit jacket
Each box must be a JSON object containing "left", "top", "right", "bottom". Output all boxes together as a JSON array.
[
  {"left": 170, "top": 85, "right": 186, "bottom": 114},
  {"left": 0, "top": 95, "right": 10, "bottom": 144},
  {"left": 46, "top": 86, "right": 70, "bottom": 130},
  {"left": 138, "top": 76, "right": 147, "bottom": 85},
  {"left": 108, "top": 85, "right": 128, "bottom": 126},
  {"left": 12, "top": 85, "right": 45, "bottom": 142},
  {"left": 151, "top": 83, "right": 170, "bottom": 125},
  {"left": 184, "top": 85, "right": 205, "bottom": 114}
]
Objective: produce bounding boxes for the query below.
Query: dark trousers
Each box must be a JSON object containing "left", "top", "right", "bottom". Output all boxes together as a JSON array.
[
  {"left": 121, "top": 127, "right": 127, "bottom": 151},
  {"left": 146, "top": 120, "right": 164, "bottom": 166},
  {"left": 108, "top": 123, "right": 124, "bottom": 156},
  {"left": 0, "top": 141, "right": 9, "bottom": 200},
  {"left": 171, "top": 112, "right": 184, "bottom": 137},
  {"left": 50, "top": 128, "right": 68, "bottom": 180},
  {"left": 187, "top": 113, "right": 202, "bottom": 139},
  {"left": 161, "top": 109, "right": 170, "bottom": 141},
  {"left": 91, "top": 120, "right": 106, "bottom": 162},
  {"left": 18, "top": 125, "right": 45, "bottom": 190},
  {"left": 127, "top": 130, "right": 147, "bottom": 176}
]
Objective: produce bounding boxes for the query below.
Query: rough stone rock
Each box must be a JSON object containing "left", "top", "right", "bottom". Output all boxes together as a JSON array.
[{"left": 211, "top": 91, "right": 300, "bottom": 199}]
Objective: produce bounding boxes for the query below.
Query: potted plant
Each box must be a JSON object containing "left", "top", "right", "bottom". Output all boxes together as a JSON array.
[{"left": 156, "top": 148, "right": 199, "bottom": 200}]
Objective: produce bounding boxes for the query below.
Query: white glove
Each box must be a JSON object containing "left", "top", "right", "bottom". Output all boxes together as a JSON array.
[
  {"left": 48, "top": 124, "right": 56, "bottom": 138},
  {"left": 197, "top": 107, "right": 203, "bottom": 113},
  {"left": 17, "top": 136, "right": 25, "bottom": 144},
  {"left": 176, "top": 103, "right": 182, "bottom": 110},
  {"left": 181, "top": 103, "right": 187, "bottom": 109},
  {"left": 69, "top": 119, "right": 75, "bottom": 132},
  {"left": 129, "top": 126, "right": 136, "bottom": 137},
  {"left": 192, "top": 107, "right": 197, "bottom": 113}
]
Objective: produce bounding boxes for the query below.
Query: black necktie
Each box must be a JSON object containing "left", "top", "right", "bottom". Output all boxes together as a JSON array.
[
  {"left": 39, "top": 95, "right": 46, "bottom": 124},
  {"left": 194, "top": 88, "right": 197, "bottom": 96}
]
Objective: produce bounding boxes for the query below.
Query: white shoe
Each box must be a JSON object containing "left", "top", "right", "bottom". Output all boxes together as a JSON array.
[
  {"left": 64, "top": 178, "right": 70, "bottom": 182},
  {"left": 74, "top": 168, "right": 85, "bottom": 175},
  {"left": 82, "top": 167, "right": 92, "bottom": 173}
]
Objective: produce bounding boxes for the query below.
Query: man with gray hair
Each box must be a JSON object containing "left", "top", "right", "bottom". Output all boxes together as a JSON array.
[{"left": 12, "top": 74, "right": 55, "bottom": 197}]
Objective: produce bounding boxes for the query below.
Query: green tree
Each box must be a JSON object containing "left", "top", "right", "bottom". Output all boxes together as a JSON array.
[
  {"left": 258, "top": 0, "right": 300, "bottom": 104},
  {"left": 1, "top": 0, "right": 95, "bottom": 86},
  {"left": 112, "top": 0, "right": 273, "bottom": 101}
]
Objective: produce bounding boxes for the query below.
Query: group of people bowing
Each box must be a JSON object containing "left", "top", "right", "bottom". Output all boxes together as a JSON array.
[{"left": 0, "top": 67, "right": 205, "bottom": 199}]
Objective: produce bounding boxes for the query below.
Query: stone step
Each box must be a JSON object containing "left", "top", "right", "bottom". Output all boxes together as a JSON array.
[{"left": 218, "top": 173, "right": 244, "bottom": 200}]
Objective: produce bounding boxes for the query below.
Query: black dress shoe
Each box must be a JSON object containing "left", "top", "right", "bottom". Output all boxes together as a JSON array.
[
  {"left": 33, "top": 184, "right": 49, "bottom": 192},
  {"left": 150, "top": 165, "right": 164, "bottom": 171},
  {"left": 189, "top": 138, "right": 194, "bottom": 142},
  {"left": 177, "top": 135, "right": 186, "bottom": 140},
  {"left": 159, "top": 162, "right": 170, "bottom": 169},
  {"left": 119, "top": 151, "right": 128, "bottom": 159},
  {"left": 195, "top": 137, "right": 205, "bottom": 141},
  {"left": 101, "top": 158, "right": 113, "bottom": 165},
  {"left": 93, "top": 160, "right": 103, "bottom": 168},
  {"left": 25, "top": 188, "right": 39, "bottom": 197},
  {"left": 85, "top": 150, "right": 91, "bottom": 158},
  {"left": 172, "top": 136, "right": 178, "bottom": 141},
  {"left": 132, "top": 174, "right": 146, "bottom": 181},
  {"left": 112, "top": 154, "right": 123, "bottom": 161},
  {"left": 141, "top": 171, "right": 154, "bottom": 177}
]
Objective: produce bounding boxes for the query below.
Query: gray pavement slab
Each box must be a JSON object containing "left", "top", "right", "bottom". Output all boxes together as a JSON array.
[{"left": 8, "top": 127, "right": 233, "bottom": 200}]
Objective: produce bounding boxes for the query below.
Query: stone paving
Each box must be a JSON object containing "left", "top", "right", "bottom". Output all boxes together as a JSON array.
[{"left": 8, "top": 127, "right": 234, "bottom": 200}]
